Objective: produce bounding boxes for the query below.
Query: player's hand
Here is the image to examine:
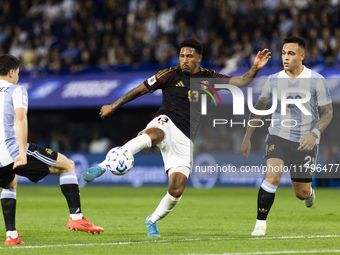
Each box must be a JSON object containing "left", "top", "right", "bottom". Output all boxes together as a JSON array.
[
  {"left": 253, "top": 49, "right": 271, "bottom": 70},
  {"left": 241, "top": 138, "right": 251, "bottom": 158},
  {"left": 13, "top": 153, "right": 27, "bottom": 169},
  {"left": 99, "top": 104, "right": 114, "bottom": 119},
  {"left": 297, "top": 133, "right": 316, "bottom": 151}
]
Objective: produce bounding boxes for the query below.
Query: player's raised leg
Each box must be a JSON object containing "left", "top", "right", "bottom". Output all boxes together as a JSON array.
[
  {"left": 291, "top": 180, "right": 314, "bottom": 207},
  {"left": 145, "top": 168, "right": 189, "bottom": 237},
  {"left": 252, "top": 158, "right": 284, "bottom": 236},
  {"left": 82, "top": 132, "right": 154, "bottom": 182},
  {"left": 49, "top": 153, "right": 104, "bottom": 234},
  {"left": 1, "top": 176, "right": 25, "bottom": 245}
]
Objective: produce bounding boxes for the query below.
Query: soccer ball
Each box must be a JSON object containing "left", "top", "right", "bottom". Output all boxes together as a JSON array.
[{"left": 105, "top": 147, "right": 134, "bottom": 175}]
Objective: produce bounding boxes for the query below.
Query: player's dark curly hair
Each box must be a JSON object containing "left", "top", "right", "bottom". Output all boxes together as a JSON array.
[
  {"left": 179, "top": 39, "right": 203, "bottom": 55},
  {"left": 0, "top": 54, "right": 21, "bottom": 76},
  {"left": 284, "top": 37, "right": 306, "bottom": 50}
]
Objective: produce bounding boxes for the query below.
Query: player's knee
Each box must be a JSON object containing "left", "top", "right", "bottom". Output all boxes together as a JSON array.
[
  {"left": 294, "top": 189, "right": 309, "bottom": 200},
  {"left": 265, "top": 178, "right": 280, "bottom": 186},
  {"left": 168, "top": 187, "right": 184, "bottom": 198},
  {"left": 57, "top": 159, "right": 75, "bottom": 175},
  {"left": 145, "top": 128, "right": 164, "bottom": 146},
  {"left": 66, "top": 159, "right": 75, "bottom": 172},
  {"left": 8, "top": 176, "right": 18, "bottom": 190}
]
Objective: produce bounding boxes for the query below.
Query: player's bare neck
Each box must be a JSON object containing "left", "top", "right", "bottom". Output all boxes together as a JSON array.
[
  {"left": 285, "top": 65, "right": 304, "bottom": 79},
  {"left": 0, "top": 76, "right": 11, "bottom": 83}
]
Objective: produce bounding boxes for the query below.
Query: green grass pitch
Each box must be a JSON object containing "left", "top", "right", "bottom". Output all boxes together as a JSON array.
[{"left": 0, "top": 186, "right": 339, "bottom": 254}]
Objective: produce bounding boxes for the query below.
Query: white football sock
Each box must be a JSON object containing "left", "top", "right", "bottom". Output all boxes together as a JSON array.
[
  {"left": 6, "top": 230, "right": 18, "bottom": 239},
  {"left": 70, "top": 213, "right": 83, "bottom": 220},
  {"left": 149, "top": 192, "right": 181, "bottom": 223},
  {"left": 255, "top": 219, "right": 267, "bottom": 227},
  {"left": 122, "top": 133, "right": 152, "bottom": 155},
  {"left": 98, "top": 161, "right": 106, "bottom": 169}
]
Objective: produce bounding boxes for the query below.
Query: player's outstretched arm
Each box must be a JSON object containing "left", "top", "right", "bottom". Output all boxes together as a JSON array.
[
  {"left": 241, "top": 100, "right": 267, "bottom": 157},
  {"left": 298, "top": 103, "right": 333, "bottom": 151},
  {"left": 229, "top": 49, "right": 271, "bottom": 88},
  {"left": 100, "top": 83, "right": 149, "bottom": 119},
  {"left": 13, "top": 107, "right": 28, "bottom": 169}
]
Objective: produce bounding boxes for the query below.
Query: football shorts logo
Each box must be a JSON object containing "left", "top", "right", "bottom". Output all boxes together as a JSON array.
[
  {"left": 46, "top": 148, "right": 53, "bottom": 155},
  {"left": 269, "top": 145, "right": 275, "bottom": 151},
  {"left": 147, "top": 75, "right": 156, "bottom": 85},
  {"left": 158, "top": 116, "right": 169, "bottom": 125}
]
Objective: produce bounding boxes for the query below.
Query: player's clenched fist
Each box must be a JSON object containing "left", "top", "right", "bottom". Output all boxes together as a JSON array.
[{"left": 99, "top": 104, "right": 114, "bottom": 118}]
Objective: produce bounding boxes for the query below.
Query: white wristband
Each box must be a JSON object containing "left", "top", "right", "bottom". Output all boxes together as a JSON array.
[{"left": 312, "top": 128, "right": 320, "bottom": 138}]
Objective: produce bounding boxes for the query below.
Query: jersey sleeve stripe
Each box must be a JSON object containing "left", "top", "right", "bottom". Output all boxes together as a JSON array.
[{"left": 156, "top": 66, "right": 180, "bottom": 79}]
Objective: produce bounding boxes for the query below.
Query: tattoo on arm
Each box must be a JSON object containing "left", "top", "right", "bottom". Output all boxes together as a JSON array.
[
  {"left": 243, "top": 66, "right": 260, "bottom": 79},
  {"left": 111, "top": 84, "right": 148, "bottom": 109},
  {"left": 315, "top": 103, "right": 333, "bottom": 134},
  {"left": 230, "top": 66, "right": 261, "bottom": 87},
  {"left": 122, "top": 87, "right": 139, "bottom": 102}
]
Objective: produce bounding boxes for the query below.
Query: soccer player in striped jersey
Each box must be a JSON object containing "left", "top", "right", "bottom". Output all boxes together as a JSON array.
[
  {"left": 241, "top": 37, "right": 333, "bottom": 236},
  {"left": 82, "top": 39, "right": 271, "bottom": 237},
  {"left": 0, "top": 54, "right": 103, "bottom": 245}
]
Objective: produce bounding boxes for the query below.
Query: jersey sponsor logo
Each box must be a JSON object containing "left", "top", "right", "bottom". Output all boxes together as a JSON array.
[
  {"left": 46, "top": 148, "right": 54, "bottom": 155},
  {"left": 0, "top": 86, "right": 8, "bottom": 93},
  {"left": 147, "top": 75, "right": 156, "bottom": 85},
  {"left": 175, "top": 81, "right": 185, "bottom": 87},
  {"left": 269, "top": 145, "right": 275, "bottom": 151},
  {"left": 157, "top": 116, "right": 169, "bottom": 125}
]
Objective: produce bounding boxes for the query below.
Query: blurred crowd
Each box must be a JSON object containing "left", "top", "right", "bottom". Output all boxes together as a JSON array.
[
  {"left": 1, "top": 0, "right": 339, "bottom": 157},
  {"left": 0, "top": 0, "right": 340, "bottom": 76}
]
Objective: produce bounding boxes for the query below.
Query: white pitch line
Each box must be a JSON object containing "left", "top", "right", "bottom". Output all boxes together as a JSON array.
[
  {"left": 188, "top": 250, "right": 340, "bottom": 255},
  {"left": 1, "top": 234, "right": 339, "bottom": 250}
]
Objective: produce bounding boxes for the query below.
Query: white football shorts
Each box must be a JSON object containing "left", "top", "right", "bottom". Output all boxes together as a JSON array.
[{"left": 138, "top": 115, "right": 192, "bottom": 177}]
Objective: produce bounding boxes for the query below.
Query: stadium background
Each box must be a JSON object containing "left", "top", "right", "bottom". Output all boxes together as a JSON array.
[{"left": 2, "top": 0, "right": 340, "bottom": 188}]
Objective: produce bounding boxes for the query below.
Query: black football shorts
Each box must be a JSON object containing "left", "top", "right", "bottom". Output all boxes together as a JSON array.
[
  {"left": 265, "top": 134, "right": 319, "bottom": 183},
  {"left": 0, "top": 143, "right": 58, "bottom": 188}
]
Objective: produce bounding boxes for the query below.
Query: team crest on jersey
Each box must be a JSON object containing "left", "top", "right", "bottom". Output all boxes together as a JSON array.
[
  {"left": 201, "top": 81, "right": 208, "bottom": 89},
  {"left": 147, "top": 75, "right": 156, "bottom": 85},
  {"left": 269, "top": 145, "right": 275, "bottom": 151},
  {"left": 157, "top": 116, "right": 169, "bottom": 125}
]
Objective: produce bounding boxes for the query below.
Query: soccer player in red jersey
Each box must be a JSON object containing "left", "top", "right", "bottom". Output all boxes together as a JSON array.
[{"left": 83, "top": 39, "right": 271, "bottom": 237}]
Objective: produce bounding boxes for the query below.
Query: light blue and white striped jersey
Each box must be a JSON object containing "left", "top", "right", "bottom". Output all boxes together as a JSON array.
[
  {"left": 0, "top": 80, "right": 28, "bottom": 167},
  {"left": 259, "top": 66, "right": 332, "bottom": 144}
]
